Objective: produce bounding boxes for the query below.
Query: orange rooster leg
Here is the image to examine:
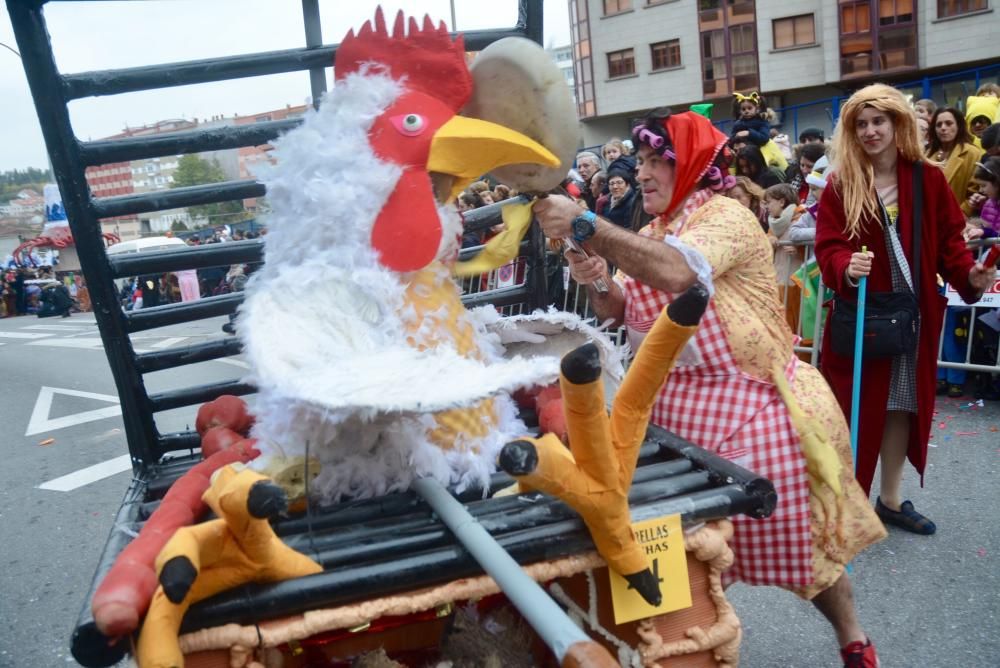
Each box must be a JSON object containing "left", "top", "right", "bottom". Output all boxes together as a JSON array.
[
  {"left": 136, "top": 466, "right": 322, "bottom": 668},
  {"left": 500, "top": 284, "right": 709, "bottom": 608}
]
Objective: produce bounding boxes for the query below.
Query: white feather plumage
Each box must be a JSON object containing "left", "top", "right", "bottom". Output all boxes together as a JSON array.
[{"left": 238, "top": 69, "right": 617, "bottom": 502}]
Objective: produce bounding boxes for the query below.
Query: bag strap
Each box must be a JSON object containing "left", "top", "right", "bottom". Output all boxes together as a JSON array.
[{"left": 911, "top": 160, "right": 923, "bottom": 294}]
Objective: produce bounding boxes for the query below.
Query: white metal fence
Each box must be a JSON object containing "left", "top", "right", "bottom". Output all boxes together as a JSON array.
[{"left": 460, "top": 239, "right": 1000, "bottom": 379}]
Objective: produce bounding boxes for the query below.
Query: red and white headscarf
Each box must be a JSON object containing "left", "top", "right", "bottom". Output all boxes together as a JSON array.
[{"left": 632, "top": 111, "right": 734, "bottom": 218}]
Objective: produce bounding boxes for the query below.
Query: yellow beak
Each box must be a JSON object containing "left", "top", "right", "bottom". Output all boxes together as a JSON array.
[{"left": 428, "top": 115, "right": 560, "bottom": 201}]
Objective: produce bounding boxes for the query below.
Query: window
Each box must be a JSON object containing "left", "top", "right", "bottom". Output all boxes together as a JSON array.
[
  {"left": 878, "top": 0, "right": 914, "bottom": 25},
  {"left": 699, "top": 1, "right": 758, "bottom": 97},
  {"left": 938, "top": 0, "right": 988, "bottom": 16},
  {"left": 604, "top": 0, "right": 632, "bottom": 14},
  {"left": 608, "top": 48, "right": 636, "bottom": 78},
  {"left": 570, "top": 0, "right": 597, "bottom": 117},
  {"left": 839, "top": 0, "right": 916, "bottom": 76},
  {"left": 650, "top": 39, "right": 682, "bottom": 70},
  {"left": 773, "top": 14, "right": 816, "bottom": 49}
]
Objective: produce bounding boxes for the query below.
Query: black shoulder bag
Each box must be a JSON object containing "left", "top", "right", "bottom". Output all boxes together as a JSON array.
[{"left": 830, "top": 161, "right": 922, "bottom": 358}]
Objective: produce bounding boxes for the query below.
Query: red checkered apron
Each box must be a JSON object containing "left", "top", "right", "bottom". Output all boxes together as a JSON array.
[{"left": 623, "top": 277, "right": 813, "bottom": 588}]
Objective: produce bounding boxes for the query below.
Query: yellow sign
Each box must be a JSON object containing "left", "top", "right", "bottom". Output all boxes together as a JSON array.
[{"left": 608, "top": 513, "right": 691, "bottom": 624}]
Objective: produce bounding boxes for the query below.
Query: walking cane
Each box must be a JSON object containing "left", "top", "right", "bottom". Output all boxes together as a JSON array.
[{"left": 849, "top": 246, "right": 868, "bottom": 467}]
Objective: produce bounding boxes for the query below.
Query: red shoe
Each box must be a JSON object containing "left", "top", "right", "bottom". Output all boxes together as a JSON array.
[{"left": 841, "top": 637, "right": 880, "bottom": 667}]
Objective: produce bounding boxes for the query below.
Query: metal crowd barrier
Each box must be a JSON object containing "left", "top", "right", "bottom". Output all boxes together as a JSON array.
[{"left": 551, "top": 237, "right": 1000, "bottom": 377}]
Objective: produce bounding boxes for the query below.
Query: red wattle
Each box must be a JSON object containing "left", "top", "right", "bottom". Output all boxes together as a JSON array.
[{"left": 372, "top": 169, "right": 442, "bottom": 272}]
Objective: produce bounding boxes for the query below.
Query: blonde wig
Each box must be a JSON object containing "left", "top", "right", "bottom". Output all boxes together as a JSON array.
[{"left": 831, "top": 84, "right": 924, "bottom": 238}]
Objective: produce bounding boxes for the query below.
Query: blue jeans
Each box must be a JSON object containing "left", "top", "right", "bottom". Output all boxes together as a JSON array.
[{"left": 937, "top": 307, "right": 968, "bottom": 385}]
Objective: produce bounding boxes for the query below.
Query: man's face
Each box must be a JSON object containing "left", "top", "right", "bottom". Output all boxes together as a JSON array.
[
  {"left": 636, "top": 145, "right": 675, "bottom": 215},
  {"left": 577, "top": 158, "right": 598, "bottom": 181}
]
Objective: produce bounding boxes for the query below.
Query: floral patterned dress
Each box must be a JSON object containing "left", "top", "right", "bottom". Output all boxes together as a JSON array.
[{"left": 616, "top": 192, "right": 885, "bottom": 597}]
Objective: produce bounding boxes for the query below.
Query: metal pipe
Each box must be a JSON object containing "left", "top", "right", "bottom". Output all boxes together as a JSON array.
[
  {"left": 78, "top": 119, "right": 301, "bottom": 166},
  {"left": 135, "top": 337, "right": 244, "bottom": 374},
  {"left": 108, "top": 238, "right": 263, "bottom": 277},
  {"left": 411, "top": 477, "right": 597, "bottom": 663},
  {"left": 148, "top": 380, "right": 255, "bottom": 413},
  {"left": 91, "top": 179, "right": 265, "bottom": 219},
  {"left": 125, "top": 292, "right": 243, "bottom": 333},
  {"left": 301, "top": 0, "right": 327, "bottom": 108}
]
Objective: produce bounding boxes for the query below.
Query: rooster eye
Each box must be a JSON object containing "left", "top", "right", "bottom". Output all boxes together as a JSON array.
[{"left": 391, "top": 113, "right": 427, "bottom": 137}]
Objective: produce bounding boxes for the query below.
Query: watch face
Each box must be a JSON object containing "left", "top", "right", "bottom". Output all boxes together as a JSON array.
[{"left": 573, "top": 215, "right": 594, "bottom": 240}]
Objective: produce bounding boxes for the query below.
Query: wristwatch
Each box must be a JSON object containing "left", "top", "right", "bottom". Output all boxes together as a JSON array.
[{"left": 571, "top": 210, "right": 598, "bottom": 243}]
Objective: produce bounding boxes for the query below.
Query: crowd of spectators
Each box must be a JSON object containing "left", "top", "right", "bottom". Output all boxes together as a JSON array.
[{"left": 486, "top": 85, "right": 1000, "bottom": 400}]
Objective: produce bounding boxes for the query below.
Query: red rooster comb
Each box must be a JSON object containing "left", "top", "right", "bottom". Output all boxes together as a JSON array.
[{"left": 335, "top": 7, "right": 472, "bottom": 112}]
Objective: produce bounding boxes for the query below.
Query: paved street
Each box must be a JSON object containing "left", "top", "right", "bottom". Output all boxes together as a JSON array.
[{"left": 0, "top": 311, "right": 997, "bottom": 667}]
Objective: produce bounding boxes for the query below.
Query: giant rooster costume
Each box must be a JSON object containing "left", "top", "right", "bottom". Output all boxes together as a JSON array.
[
  {"left": 103, "top": 9, "right": 730, "bottom": 667},
  {"left": 238, "top": 9, "right": 574, "bottom": 501}
]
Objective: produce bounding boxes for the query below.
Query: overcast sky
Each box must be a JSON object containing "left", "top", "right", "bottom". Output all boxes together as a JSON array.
[{"left": 0, "top": 1, "right": 571, "bottom": 172}]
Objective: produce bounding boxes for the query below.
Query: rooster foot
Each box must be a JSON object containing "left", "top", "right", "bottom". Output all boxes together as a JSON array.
[{"left": 499, "top": 284, "right": 709, "bottom": 601}]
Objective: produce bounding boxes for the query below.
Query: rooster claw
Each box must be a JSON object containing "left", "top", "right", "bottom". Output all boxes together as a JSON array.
[
  {"left": 560, "top": 342, "right": 602, "bottom": 385},
  {"left": 247, "top": 480, "right": 289, "bottom": 519},
  {"left": 623, "top": 568, "right": 662, "bottom": 607},
  {"left": 498, "top": 440, "right": 539, "bottom": 476},
  {"left": 666, "top": 284, "right": 710, "bottom": 326},
  {"left": 160, "top": 556, "right": 197, "bottom": 604}
]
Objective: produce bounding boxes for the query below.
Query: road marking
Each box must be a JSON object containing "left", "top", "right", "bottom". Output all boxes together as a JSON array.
[
  {"left": 21, "top": 324, "right": 92, "bottom": 331},
  {"left": 149, "top": 336, "right": 188, "bottom": 349},
  {"left": 0, "top": 331, "right": 51, "bottom": 339},
  {"left": 37, "top": 454, "right": 132, "bottom": 492},
  {"left": 26, "top": 337, "right": 105, "bottom": 349},
  {"left": 26, "top": 386, "right": 122, "bottom": 436}
]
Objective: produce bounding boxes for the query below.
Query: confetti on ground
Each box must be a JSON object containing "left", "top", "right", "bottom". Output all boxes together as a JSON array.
[
  {"left": 938, "top": 422, "right": 947, "bottom": 429},
  {"left": 956, "top": 431, "right": 979, "bottom": 436},
  {"left": 38, "top": 438, "right": 54, "bottom": 446},
  {"left": 990, "top": 426, "right": 999, "bottom": 433},
  {"left": 977, "top": 548, "right": 987, "bottom": 558},
  {"left": 929, "top": 442, "right": 938, "bottom": 448}
]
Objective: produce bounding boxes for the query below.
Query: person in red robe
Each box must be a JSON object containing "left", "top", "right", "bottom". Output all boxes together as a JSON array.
[{"left": 815, "top": 84, "right": 996, "bottom": 535}]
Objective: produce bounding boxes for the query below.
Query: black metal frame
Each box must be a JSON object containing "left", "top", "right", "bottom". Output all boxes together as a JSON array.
[{"left": 7, "top": 0, "right": 548, "bottom": 473}]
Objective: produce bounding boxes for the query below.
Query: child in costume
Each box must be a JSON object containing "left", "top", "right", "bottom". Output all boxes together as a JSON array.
[{"left": 730, "top": 91, "right": 787, "bottom": 171}]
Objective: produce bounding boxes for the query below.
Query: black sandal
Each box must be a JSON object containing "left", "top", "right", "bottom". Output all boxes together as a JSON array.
[{"left": 875, "top": 497, "right": 936, "bottom": 535}]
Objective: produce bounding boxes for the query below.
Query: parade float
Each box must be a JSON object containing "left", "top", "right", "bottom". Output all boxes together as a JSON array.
[{"left": 8, "top": 2, "right": 776, "bottom": 666}]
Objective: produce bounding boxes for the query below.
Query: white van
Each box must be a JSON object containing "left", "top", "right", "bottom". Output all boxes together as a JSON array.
[{"left": 105, "top": 236, "right": 188, "bottom": 255}]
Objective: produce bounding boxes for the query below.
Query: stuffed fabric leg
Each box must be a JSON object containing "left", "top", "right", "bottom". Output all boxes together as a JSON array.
[
  {"left": 499, "top": 285, "right": 709, "bottom": 606},
  {"left": 136, "top": 466, "right": 322, "bottom": 668}
]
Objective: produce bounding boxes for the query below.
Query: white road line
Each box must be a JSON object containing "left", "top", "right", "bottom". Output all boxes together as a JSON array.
[
  {"left": 26, "top": 337, "right": 105, "bottom": 349},
  {"left": 37, "top": 454, "right": 132, "bottom": 492},
  {"left": 21, "top": 324, "right": 92, "bottom": 331},
  {"left": 26, "top": 386, "right": 122, "bottom": 436},
  {"left": 0, "top": 331, "right": 52, "bottom": 339},
  {"left": 149, "top": 337, "right": 188, "bottom": 349}
]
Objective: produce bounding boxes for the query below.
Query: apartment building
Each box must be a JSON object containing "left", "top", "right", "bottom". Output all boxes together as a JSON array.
[{"left": 569, "top": 0, "right": 999, "bottom": 145}]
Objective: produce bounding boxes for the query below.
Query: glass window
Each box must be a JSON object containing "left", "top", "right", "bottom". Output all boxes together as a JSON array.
[
  {"left": 937, "top": 0, "right": 988, "bottom": 17},
  {"left": 773, "top": 14, "right": 816, "bottom": 49},
  {"left": 879, "top": 0, "right": 914, "bottom": 25},
  {"left": 650, "top": 39, "right": 682, "bottom": 70},
  {"left": 604, "top": 0, "right": 632, "bottom": 14},
  {"left": 841, "top": 1, "right": 872, "bottom": 33},
  {"left": 608, "top": 48, "right": 636, "bottom": 78}
]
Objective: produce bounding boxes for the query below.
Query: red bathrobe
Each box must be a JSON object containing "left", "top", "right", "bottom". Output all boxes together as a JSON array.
[{"left": 815, "top": 156, "right": 979, "bottom": 495}]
